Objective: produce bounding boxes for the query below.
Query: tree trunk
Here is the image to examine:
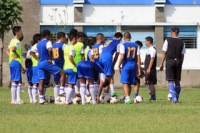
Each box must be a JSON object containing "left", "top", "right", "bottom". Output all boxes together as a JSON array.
[{"left": 0, "top": 35, "right": 4, "bottom": 87}]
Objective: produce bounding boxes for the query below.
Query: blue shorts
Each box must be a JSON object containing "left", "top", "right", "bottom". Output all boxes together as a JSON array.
[
  {"left": 99, "top": 59, "right": 113, "bottom": 76},
  {"left": 37, "top": 61, "right": 61, "bottom": 80},
  {"left": 9, "top": 60, "right": 21, "bottom": 82},
  {"left": 32, "top": 66, "right": 40, "bottom": 84},
  {"left": 64, "top": 69, "right": 77, "bottom": 85},
  {"left": 26, "top": 67, "right": 32, "bottom": 83},
  {"left": 77, "top": 62, "right": 94, "bottom": 79},
  {"left": 54, "top": 63, "right": 63, "bottom": 82},
  {"left": 120, "top": 69, "right": 137, "bottom": 85}
]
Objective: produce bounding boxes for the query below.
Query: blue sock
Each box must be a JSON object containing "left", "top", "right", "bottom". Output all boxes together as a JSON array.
[
  {"left": 175, "top": 82, "right": 181, "bottom": 100},
  {"left": 147, "top": 85, "right": 150, "bottom": 91},
  {"left": 168, "top": 82, "right": 177, "bottom": 102},
  {"left": 134, "top": 93, "right": 138, "bottom": 98},
  {"left": 151, "top": 94, "right": 156, "bottom": 100}
]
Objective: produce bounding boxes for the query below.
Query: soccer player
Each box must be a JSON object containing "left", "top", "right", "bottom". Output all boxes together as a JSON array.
[
  {"left": 30, "top": 33, "right": 41, "bottom": 103},
  {"left": 144, "top": 36, "right": 157, "bottom": 101},
  {"left": 160, "top": 27, "right": 186, "bottom": 103},
  {"left": 52, "top": 32, "right": 66, "bottom": 98},
  {"left": 84, "top": 37, "right": 95, "bottom": 61},
  {"left": 6, "top": 26, "right": 25, "bottom": 104},
  {"left": 63, "top": 33, "right": 78, "bottom": 105},
  {"left": 77, "top": 61, "right": 104, "bottom": 105},
  {"left": 31, "top": 30, "right": 65, "bottom": 104},
  {"left": 98, "top": 32, "right": 123, "bottom": 101},
  {"left": 118, "top": 32, "right": 141, "bottom": 104}
]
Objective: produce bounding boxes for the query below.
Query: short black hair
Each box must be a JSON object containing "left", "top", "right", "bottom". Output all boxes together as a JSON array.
[
  {"left": 78, "top": 32, "right": 87, "bottom": 39},
  {"left": 145, "top": 36, "right": 153, "bottom": 44},
  {"left": 12, "top": 26, "right": 21, "bottom": 36},
  {"left": 70, "top": 29, "right": 78, "bottom": 34},
  {"left": 87, "top": 37, "right": 96, "bottom": 48},
  {"left": 57, "top": 32, "right": 66, "bottom": 40},
  {"left": 19, "top": 34, "right": 24, "bottom": 41},
  {"left": 114, "top": 32, "right": 123, "bottom": 38},
  {"left": 171, "top": 26, "right": 179, "bottom": 34},
  {"left": 68, "top": 33, "right": 77, "bottom": 41},
  {"left": 41, "top": 30, "right": 51, "bottom": 39},
  {"left": 135, "top": 40, "right": 143, "bottom": 48},
  {"left": 33, "top": 33, "right": 41, "bottom": 44},
  {"left": 96, "top": 33, "right": 104, "bottom": 37},
  {"left": 124, "top": 32, "right": 131, "bottom": 39}
]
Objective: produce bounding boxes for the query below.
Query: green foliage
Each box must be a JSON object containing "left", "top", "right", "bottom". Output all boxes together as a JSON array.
[
  {"left": 0, "top": 0, "right": 23, "bottom": 38},
  {"left": 1, "top": 88, "right": 200, "bottom": 132}
]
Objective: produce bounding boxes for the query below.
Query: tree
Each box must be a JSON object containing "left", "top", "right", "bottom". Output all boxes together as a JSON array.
[{"left": 0, "top": 0, "right": 23, "bottom": 86}]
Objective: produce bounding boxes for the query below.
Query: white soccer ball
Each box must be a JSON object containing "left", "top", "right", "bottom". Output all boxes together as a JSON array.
[
  {"left": 100, "top": 95, "right": 110, "bottom": 103},
  {"left": 110, "top": 96, "right": 119, "bottom": 104},
  {"left": 167, "top": 93, "right": 172, "bottom": 101},
  {"left": 135, "top": 96, "right": 143, "bottom": 103},
  {"left": 72, "top": 97, "right": 82, "bottom": 105},
  {"left": 55, "top": 96, "right": 65, "bottom": 105},
  {"left": 85, "top": 95, "right": 92, "bottom": 104}
]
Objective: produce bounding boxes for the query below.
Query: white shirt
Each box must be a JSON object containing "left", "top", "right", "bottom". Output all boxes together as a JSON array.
[
  {"left": 8, "top": 39, "right": 20, "bottom": 49},
  {"left": 116, "top": 43, "right": 122, "bottom": 53},
  {"left": 120, "top": 43, "right": 140, "bottom": 56},
  {"left": 162, "top": 39, "right": 186, "bottom": 54},
  {"left": 26, "top": 49, "right": 31, "bottom": 59},
  {"left": 80, "top": 46, "right": 84, "bottom": 54},
  {"left": 146, "top": 46, "right": 156, "bottom": 58},
  {"left": 99, "top": 45, "right": 103, "bottom": 55}
]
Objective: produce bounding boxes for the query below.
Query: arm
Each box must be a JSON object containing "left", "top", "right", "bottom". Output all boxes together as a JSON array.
[
  {"left": 160, "top": 51, "right": 166, "bottom": 71},
  {"left": 118, "top": 53, "right": 124, "bottom": 74},
  {"left": 6, "top": 48, "right": 10, "bottom": 56},
  {"left": 11, "top": 46, "right": 19, "bottom": 59},
  {"left": 113, "top": 52, "right": 119, "bottom": 66},
  {"left": 30, "top": 51, "right": 39, "bottom": 61},
  {"left": 146, "top": 58, "right": 155, "bottom": 75},
  {"left": 48, "top": 47, "right": 53, "bottom": 63},
  {"left": 69, "top": 55, "right": 76, "bottom": 67},
  {"left": 181, "top": 54, "right": 184, "bottom": 66},
  {"left": 137, "top": 55, "right": 141, "bottom": 76}
]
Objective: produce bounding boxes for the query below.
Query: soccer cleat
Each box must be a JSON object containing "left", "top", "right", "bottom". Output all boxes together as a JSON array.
[
  {"left": 16, "top": 101, "right": 24, "bottom": 104},
  {"left": 149, "top": 98, "right": 157, "bottom": 102},
  {"left": 172, "top": 97, "right": 178, "bottom": 103},
  {"left": 11, "top": 102, "right": 17, "bottom": 105},
  {"left": 111, "top": 92, "right": 117, "bottom": 97},
  {"left": 125, "top": 100, "right": 132, "bottom": 104}
]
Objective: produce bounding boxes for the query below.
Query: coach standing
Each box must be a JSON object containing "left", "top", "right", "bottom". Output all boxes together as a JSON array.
[{"left": 160, "top": 27, "right": 186, "bottom": 103}]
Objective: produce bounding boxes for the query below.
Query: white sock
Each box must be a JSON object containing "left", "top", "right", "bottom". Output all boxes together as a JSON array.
[
  {"left": 28, "top": 86, "right": 33, "bottom": 103},
  {"left": 39, "top": 95, "right": 44, "bottom": 103},
  {"left": 90, "top": 85, "right": 96, "bottom": 104},
  {"left": 75, "top": 79, "right": 80, "bottom": 93},
  {"left": 16, "top": 84, "right": 22, "bottom": 102},
  {"left": 80, "top": 84, "right": 86, "bottom": 104},
  {"left": 11, "top": 84, "right": 17, "bottom": 103},
  {"left": 59, "top": 86, "right": 65, "bottom": 95},
  {"left": 65, "top": 87, "right": 72, "bottom": 104},
  {"left": 125, "top": 96, "right": 130, "bottom": 102},
  {"left": 32, "top": 86, "right": 38, "bottom": 103},
  {"left": 64, "top": 84, "right": 68, "bottom": 93},
  {"left": 94, "top": 84, "right": 99, "bottom": 97},
  {"left": 74, "top": 85, "right": 79, "bottom": 94},
  {"left": 71, "top": 89, "right": 75, "bottom": 100},
  {"left": 110, "top": 84, "right": 115, "bottom": 93},
  {"left": 54, "top": 85, "right": 60, "bottom": 98}
]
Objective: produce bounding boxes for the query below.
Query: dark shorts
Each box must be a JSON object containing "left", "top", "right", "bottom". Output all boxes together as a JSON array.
[
  {"left": 166, "top": 59, "right": 182, "bottom": 81},
  {"left": 133, "top": 67, "right": 145, "bottom": 85},
  {"left": 145, "top": 68, "right": 157, "bottom": 85}
]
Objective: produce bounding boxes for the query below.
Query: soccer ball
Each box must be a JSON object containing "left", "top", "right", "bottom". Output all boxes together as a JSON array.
[
  {"left": 85, "top": 95, "right": 92, "bottom": 104},
  {"left": 135, "top": 96, "right": 143, "bottom": 103},
  {"left": 100, "top": 95, "right": 110, "bottom": 103},
  {"left": 119, "top": 95, "right": 125, "bottom": 103},
  {"left": 72, "top": 97, "right": 82, "bottom": 105},
  {"left": 167, "top": 93, "right": 172, "bottom": 101},
  {"left": 110, "top": 96, "right": 119, "bottom": 104},
  {"left": 55, "top": 96, "right": 65, "bottom": 105}
]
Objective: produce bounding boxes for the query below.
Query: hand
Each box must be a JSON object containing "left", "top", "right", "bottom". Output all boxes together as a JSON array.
[
  {"left": 137, "top": 70, "right": 141, "bottom": 77},
  {"left": 96, "top": 96, "right": 101, "bottom": 103},
  {"left": 21, "top": 67, "right": 26, "bottom": 74},
  {"left": 13, "top": 53, "right": 19, "bottom": 60},
  {"left": 146, "top": 68, "right": 150, "bottom": 75},
  {"left": 118, "top": 66, "right": 121, "bottom": 74},
  {"left": 160, "top": 64, "right": 163, "bottom": 71}
]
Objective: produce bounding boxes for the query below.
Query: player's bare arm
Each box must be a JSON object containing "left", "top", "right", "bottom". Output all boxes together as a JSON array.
[
  {"left": 11, "top": 46, "right": 19, "bottom": 59},
  {"left": 69, "top": 55, "right": 76, "bottom": 67},
  {"left": 137, "top": 55, "right": 141, "bottom": 76},
  {"left": 47, "top": 47, "right": 53, "bottom": 63},
  {"left": 6, "top": 48, "right": 10, "bottom": 56},
  {"left": 160, "top": 51, "right": 166, "bottom": 71},
  {"left": 30, "top": 51, "right": 39, "bottom": 61},
  {"left": 113, "top": 52, "right": 119, "bottom": 66},
  {"left": 118, "top": 53, "right": 124, "bottom": 74}
]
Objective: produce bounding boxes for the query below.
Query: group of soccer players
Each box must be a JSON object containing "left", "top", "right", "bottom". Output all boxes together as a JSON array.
[{"left": 7, "top": 25, "right": 185, "bottom": 105}]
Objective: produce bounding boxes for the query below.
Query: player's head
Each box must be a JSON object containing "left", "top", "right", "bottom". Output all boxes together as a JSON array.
[
  {"left": 87, "top": 36, "right": 96, "bottom": 49},
  {"left": 145, "top": 36, "right": 153, "bottom": 47},
  {"left": 69, "top": 33, "right": 78, "bottom": 45},
  {"left": 33, "top": 33, "right": 41, "bottom": 45},
  {"left": 57, "top": 32, "right": 66, "bottom": 43},
  {"left": 41, "top": 30, "right": 51, "bottom": 40},
  {"left": 70, "top": 29, "right": 78, "bottom": 34},
  {"left": 77, "top": 32, "right": 87, "bottom": 42},
  {"left": 12, "top": 26, "right": 22, "bottom": 39},
  {"left": 103, "top": 79, "right": 110, "bottom": 88},
  {"left": 135, "top": 40, "right": 143, "bottom": 49},
  {"left": 19, "top": 33, "right": 24, "bottom": 42},
  {"left": 96, "top": 33, "right": 104, "bottom": 44},
  {"left": 171, "top": 26, "right": 179, "bottom": 37},
  {"left": 123, "top": 32, "right": 131, "bottom": 42},
  {"left": 114, "top": 32, "right": 123, "bottom": 41}
]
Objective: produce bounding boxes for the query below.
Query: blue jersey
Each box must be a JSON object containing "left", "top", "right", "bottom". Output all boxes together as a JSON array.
[
  {"left": 37, "top": 39, "right": 50, "bottom": 62},
  {"left": 92, "top": 43, "right": 102, "bottom": 63},
  {"left": 100, "top": 38, "right": 120, "bottom": 61},
  {"left": 52, "top": 42, "right": 64, "bottom": 65},
  {"left": 122, "top": 42, "right": 138, "bottom": 69}
]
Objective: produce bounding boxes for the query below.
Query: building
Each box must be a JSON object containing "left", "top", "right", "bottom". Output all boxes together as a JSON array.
[{"left": 2, "top": 0, "right": 200, "bottom": 87}]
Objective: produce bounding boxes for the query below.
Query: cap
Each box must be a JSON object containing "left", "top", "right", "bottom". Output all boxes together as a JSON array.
[{"left": 171, "top": 27, "right": 179, "bottom": 33}]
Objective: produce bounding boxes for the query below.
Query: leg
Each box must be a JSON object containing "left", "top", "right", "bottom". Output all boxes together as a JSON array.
[
  {"left": 11, "top": 81, "right": 18, "bottom": 104},
  {"left": 39, "top": 79, "right": 45, "bottom": 104},
  {"left": 175, "top": 81, "right": 181, "bottom": 101},
  {"left": 28, "top": 83, "right": 33, "bottom": 103},
  {"left": 32, "top": 84, "right": 39, "bottom": 103},
  {"left": 110, "top": 77, "right": 116, "bottom": 97},
  {"left": 88, "top": 79, "right": 96, "bottom": 104},
  {"left": 149, "top": 84, "right": 156, "bottom": 101},
  {"left": 59, "top": 70, "right": 65, "bottom": 95},
  {"left": 79, "top": 77, "right": 86, "bottom": 104},
  {"left": 133, "top": 81, "right": 140, "bottom": 99},
  {"left": 168, "top": 81, "right": 177, "bottom": 103},
  {"left": 123, "top": 84, "right": 132, "bottom": 104}
]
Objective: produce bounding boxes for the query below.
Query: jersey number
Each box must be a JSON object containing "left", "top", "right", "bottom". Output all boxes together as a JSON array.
[
  {"left": 53, "top": 48, "right": 59, "bottom": 59},
  {"left": 127, "top": 47, "right": 136, "bottom": 58},
  {"left": 93, "top": 48, "right": 99, "bottom": 58},
  {"left": 104, "top": 40, "right": 112, "bottom": 47}
]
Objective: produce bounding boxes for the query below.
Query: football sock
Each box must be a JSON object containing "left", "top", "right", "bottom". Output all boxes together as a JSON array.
[
  {"left": 71, "top": 88, "right": 75, "bottom": 100},
  {"left": 32, "top": 86, "right": 38, "bottom": 103},
  {"left": 39, "top": 95, "right": 44, "bottom": 103},
  {"left": 16, "top": 83, "right": 22, "bottom": 102},
  {"left": 134, "top": 93, "right": 138, "bottom": 99},
  {"left": 80, "top": 84, "right": 86, "bottom": 104},
  {"left": 65, "top": 87, "right": 72, "bottom": 104},
  {"left": 94, "top": 84, "right": 99, "bottom": 97},
  {"left": 28, "top": 86, "right": 33, "bottom": 103},
  {"left": 151, "top": 94, "right": 156, "bottom": 100},
  {"left": 89, "top": 85, "right": 96, "bottom": 104},
  {"left": 168, "top": 81, "right": 177, "bottom": 101},
  {"left": 59, "top": 86, "right": 65, "bottom": 95},
  {"left": 11, "top": 84, "right": 17, "bottom": 103},
  {"left": 110, "top": 84, "right": 115, "bottom": 93},
  {"left": 104, "top": 93, "right": 110, "bottom": 97},
  {"left": 75, "top": 79, "right": 80, "bottom": 94},
  {"left": 175, "top": 82, "right": 181, "bottom": 100},
  {"left": 64, "top": 84, "right": 68, "bottom": 93},
  {"left": 54, "top": 85, "right": 60, "bottom": 98},
  {"left": 125, "top": 96, "right": 130, "bottom": 102}
]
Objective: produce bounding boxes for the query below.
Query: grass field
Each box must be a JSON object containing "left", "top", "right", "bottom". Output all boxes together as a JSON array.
[{"left": 1, "top": 87, "right": 200, "bottom": 133}]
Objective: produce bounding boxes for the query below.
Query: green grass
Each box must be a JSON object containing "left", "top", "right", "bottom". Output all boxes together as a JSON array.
[{"left": 1, "top": 87, "right": 200, "bottom": 133}]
